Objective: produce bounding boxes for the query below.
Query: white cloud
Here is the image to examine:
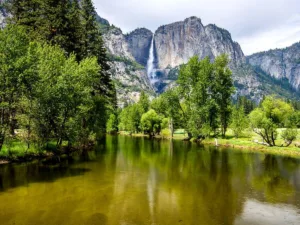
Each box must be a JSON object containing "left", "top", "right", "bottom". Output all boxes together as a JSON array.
[{"left": 94, "top": 0, "right": 300, "bottom": 55}]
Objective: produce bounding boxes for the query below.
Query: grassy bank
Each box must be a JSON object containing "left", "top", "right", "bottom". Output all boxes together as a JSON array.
[
  {"left": 120, "top": 129, "right": 300, "bottom": 158},
  {"left": 0, "top": 140, "right": 75, "bottom": 164},
  {"left": 3, "top": 128, "right": 300, "bottom": 163}
]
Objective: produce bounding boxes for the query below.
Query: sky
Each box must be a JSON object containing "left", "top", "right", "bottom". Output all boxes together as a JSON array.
[{"left": 93, "top": 0, "right": 300, "bottom": 55}]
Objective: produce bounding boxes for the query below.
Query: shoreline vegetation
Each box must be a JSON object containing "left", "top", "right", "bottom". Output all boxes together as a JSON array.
[
  {"left": 2, "top": 128, "right": 300, "bottom": 164},
  {"left": 0, "top": 142, "right": 94, "bottom": 164},
  {"left": 119, "top": 131, "right": 300, "bottom": 158}
]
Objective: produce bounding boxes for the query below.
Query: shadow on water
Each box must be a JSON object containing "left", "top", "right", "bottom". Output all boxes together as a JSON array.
[{"left": 0, "top": 160, "right": 91, "bottom": 192}]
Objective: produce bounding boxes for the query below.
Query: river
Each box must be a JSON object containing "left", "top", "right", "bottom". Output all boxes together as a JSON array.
[{"left": 0, "top": 135, "right": 300, "bottom": 225}]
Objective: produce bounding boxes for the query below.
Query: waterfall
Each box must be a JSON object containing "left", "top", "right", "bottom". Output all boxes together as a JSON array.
[{"left": 147, "top": 35, "right": 156, "bottom": 84}]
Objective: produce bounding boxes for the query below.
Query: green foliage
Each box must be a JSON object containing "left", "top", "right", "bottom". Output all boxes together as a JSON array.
[
  {"left": 151, "top": 88, "right": 183, "bottom": 136},
  {"left": 106, "top": 114, "right": 118, "bottom": 133},
  {"left": 0, "top": 25, "right": 109, "bottom": 152},
  {"left": 286, "top": 111, "right": 300, "bottom": 128},
  {"left": 213, "top": 55, "right": 235, "bottom": 137},
  {"left": 140, "top": 110, "right": 162, "bottom": 136},
  {"left": 161, "top": 118, "right": 169, "bottom": 130},
  {"left": 177, "top": 54, "right": 234, "bottom": 139},
  {"left": 249, "top": 96, "right": 295, "bottom": 146},
  {"left": 261, "top": 96, "right": 294, "bottom": 126},
  {"left": 119, "top": 104, "right": 143, "bottom": 133},
  {"left": 281, "top": 129, "right": 298, "bottom": 147},
  {"left": 236, "top": 96, "right": 256, "bottom": 114},
  {"left": 138, "top": 91, "right": 150, "bottom": 113},
  {"left": 7, "top": 0, "right": 114, "bottom": 100},
  {"left": 0, "top": 25, "right": 30, "bottom": 149},
  {"left": 230, "top": 106, "right": 249, "bottom": 138}
]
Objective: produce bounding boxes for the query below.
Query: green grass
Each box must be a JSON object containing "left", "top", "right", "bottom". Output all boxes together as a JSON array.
[
  {"left": 1, "top": 141, "right": 38, "bottom": 155},
  {"left": 0, "top": 140, "right": 69, "bottom": 159}
]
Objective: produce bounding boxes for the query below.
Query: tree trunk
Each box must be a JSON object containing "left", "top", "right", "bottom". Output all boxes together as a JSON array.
[
  {"left": 0, "top": 135, "right": 4, "bottom": 152},
  {"left": 169, "top": 118, "right": 174, "bottom": 138}
]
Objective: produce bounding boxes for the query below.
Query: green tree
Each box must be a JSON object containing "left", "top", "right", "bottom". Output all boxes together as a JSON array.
[
  {"left": 177, "top": 55, "right": 233, "bottom": 141},
  {"left": 213, "top": 55, "right": 235, "bottom": 137},
  {"left": 230, "top": 105, "right": 248, "bottom": 138},
  {"left": 119, "top": 104, "right": 143, "bottom": 134},
  {"left": 140, "top": 110, "right": 162, "bottom": 137},
  {"left": 177, "top": 56, "right": 214, "bottom": 140},
  {"left": 249, "top": 96, "right": 295, "bottom": 147},
  {"left": 106, "top": 114, "right": 118, "bottom": 134},
  {"left": 0, "top": 25, "right": 30, "bottom": 149},
  {"left": 81, "top": 0, "right": 113, "bottom": 98},
  {"left": 151, "top": 88, "right": 183, "bottom": 137},
  {"left": 138, "top": 91, "right": 150, "bottom": 113},
  {"left": 286, "top": 111, "right": 300, "bottom": 128},
  {"left": 237, "top": 96, "right": 256, "bottom": 115},
  {"left": 281, "top": 129, "right": 298, "bottom": 147}
]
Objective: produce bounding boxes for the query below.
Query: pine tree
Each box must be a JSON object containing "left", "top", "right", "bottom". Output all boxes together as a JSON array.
[
  {"left": 80, "top": 0, "right": 113, "bottom": 97},
  {"left": 66, "top": 0, "right": 84, "bottom": 58},
  {"left": 8, "top": 0, "right": 83, "bottom": 55},
  {"left": 7, "top": 0, "right": 42, "bottom": 35}
]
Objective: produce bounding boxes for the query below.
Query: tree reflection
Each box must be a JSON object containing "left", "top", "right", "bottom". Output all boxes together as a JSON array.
[{"left": 251, "top": 155, "right": 295, "bottom": 203}]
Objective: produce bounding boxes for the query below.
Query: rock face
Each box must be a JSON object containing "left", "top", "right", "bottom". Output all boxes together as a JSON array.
[
  {"left": 101, "top": 16, "right": 299, "bottom": 103},
  {"left": 0, "top": 1, "right": 8, "bottom": 28},
  {"left": 247, "top": 42, "right": 300, "bottom": 90},
  {"left": 149, "top": 17, "right": 300, "bottom": 101},
  {"left": 103, "top": 27, "right": 134, "bottom": 59},
  {"left": 102, "top": 26, "right": 154, "bottom": 105},
  {"left": 154, "top": 17, "right": 245, "bottom": 69},
  {"left": 125, "top": 28, "right": 153, "bottom": 66}
]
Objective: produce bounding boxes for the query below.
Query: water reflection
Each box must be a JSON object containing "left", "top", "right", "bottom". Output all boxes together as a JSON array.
[
  {"left": 0, "top": 135, "right": 299, "bottom": 225},
  {"left": 0, "top": 163, "right": 90, "bottom": 192}
]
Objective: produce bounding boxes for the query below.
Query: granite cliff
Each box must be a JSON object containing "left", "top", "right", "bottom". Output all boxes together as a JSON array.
[
  {"left": 154, "top": 17, "right": 244, "bottom": 69},
  {"left": 247, "top": 42, "right": 300, "bottom": 90},
  {"left": 146, "top": 17, "right": 298, "bottom": 101},
  {"left": 1, "top": 5, "right": 299, "bottom": 103},
  {"left": 101, "top": 24, "right": 154, "bottom": 105}
]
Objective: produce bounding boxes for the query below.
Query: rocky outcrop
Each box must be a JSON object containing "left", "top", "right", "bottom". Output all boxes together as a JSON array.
[
  {"left": 125, "top": 28, "right": 153, "bottom": 66},
  {"left": 154, "top": 17, "right": 245, "bottom": 69},
  {"left": 103, "top": 27, "right": 134, "bottom": 59},
  {"left": 150, "top": 16, "right": 299, "bottom": 101},
  {"left": 109, "top": 61, "right": 153, "bottom": 106},
  {"left": 102, "top": 26, "right": 154, "bottom": 104},
  {"left": 247, "top": 42, "right": 300, "bottom": 90}
]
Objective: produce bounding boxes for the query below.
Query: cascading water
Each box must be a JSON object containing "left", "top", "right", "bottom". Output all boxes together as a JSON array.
[{"left": 147, "top": 35, "right": 156, "bottom": 84}]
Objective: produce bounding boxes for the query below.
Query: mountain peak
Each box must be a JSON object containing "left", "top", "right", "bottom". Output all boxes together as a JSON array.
[{"left": 184, "top": 16, "right": 202, "bottom": 23}]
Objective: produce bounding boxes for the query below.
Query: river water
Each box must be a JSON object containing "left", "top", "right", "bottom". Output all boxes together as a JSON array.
[{"left": 0, "top": 135, "right": 300, "bottom": 225}]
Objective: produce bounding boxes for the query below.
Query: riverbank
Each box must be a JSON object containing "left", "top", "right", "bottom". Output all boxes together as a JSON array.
[
  {"left": 2, "top": 131, "right": 300, "bottom": 164},
  {"left": 0, "top": 141, "right": 92, "bottom": 164},
  {"left": 120, "top": 130, "right": 300, "bottom": 158}
]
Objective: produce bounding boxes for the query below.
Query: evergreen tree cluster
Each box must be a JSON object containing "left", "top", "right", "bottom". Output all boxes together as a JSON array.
[
  {"left": 6, "top": 0, "right": 113, "bottom": 97},
  {"left": 0, "top": 0, "right": 116, "bottom": 153}
]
